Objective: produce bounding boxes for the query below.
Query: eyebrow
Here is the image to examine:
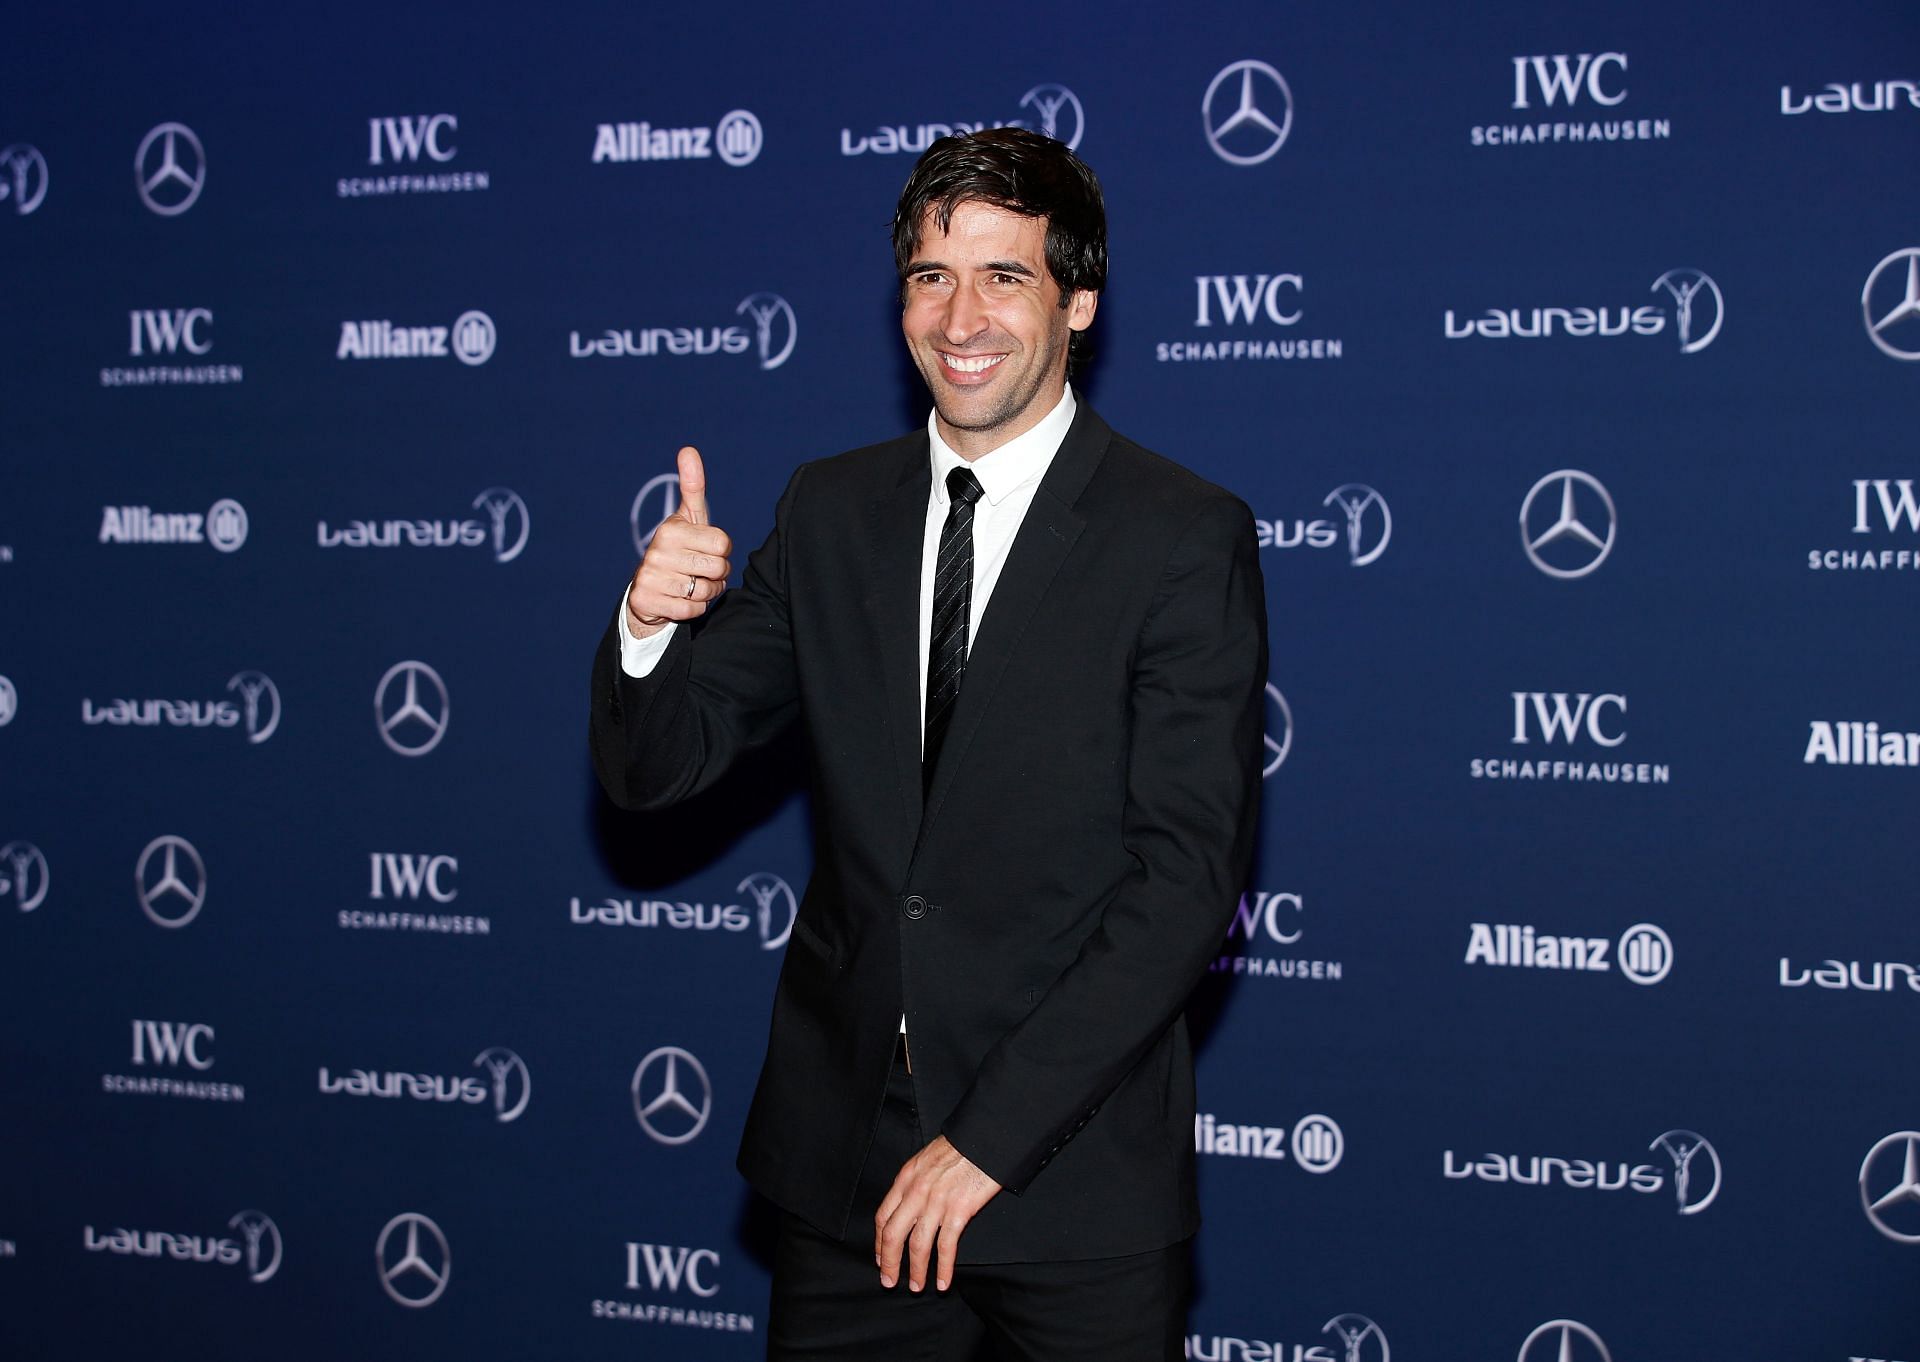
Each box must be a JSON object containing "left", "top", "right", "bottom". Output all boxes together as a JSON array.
[{"left": 905, "top": 259, "right": 1040, "bottom": 279}]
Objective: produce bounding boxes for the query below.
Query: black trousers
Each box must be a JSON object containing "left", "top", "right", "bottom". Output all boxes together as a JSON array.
[{"left": 766, "top": 1039, "right": 1190, "bottom": 1361}]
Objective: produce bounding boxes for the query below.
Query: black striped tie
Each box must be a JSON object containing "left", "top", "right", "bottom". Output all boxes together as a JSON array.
[{"left": 925, "top": 466, "right": 984, "bottom": 792}]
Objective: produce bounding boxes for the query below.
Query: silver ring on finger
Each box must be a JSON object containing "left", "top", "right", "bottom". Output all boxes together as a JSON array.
[{"left": 684, "top": 576, "right": 698, "bottom": 599}]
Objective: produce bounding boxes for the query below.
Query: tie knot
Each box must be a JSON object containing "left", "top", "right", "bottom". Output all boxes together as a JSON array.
[{"left": 946, "top": 467, "right": 985, "bottom": 507}]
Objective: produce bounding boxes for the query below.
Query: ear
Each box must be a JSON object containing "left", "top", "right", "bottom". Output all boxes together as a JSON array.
[{"left": 1066, "top": 289, "right": 1099, "bottom": 332}]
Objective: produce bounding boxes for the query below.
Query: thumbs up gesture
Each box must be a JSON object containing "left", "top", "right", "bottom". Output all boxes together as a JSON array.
[{"left": 626, "top": 446, "right": 734, "bottom": 640}]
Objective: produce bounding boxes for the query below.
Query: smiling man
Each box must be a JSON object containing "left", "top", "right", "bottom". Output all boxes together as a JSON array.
[{"left": 590, "top": 127, "right": 1267, "bottom": 1360}]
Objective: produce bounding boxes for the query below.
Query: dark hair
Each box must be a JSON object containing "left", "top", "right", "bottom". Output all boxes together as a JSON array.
[{"left": 892, "top": 127, "right": 1108, "bottom": 369}]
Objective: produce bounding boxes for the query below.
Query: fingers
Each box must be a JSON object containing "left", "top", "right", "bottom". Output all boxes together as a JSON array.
[
  {"left": 677, "top": 445, "right": 709, "bottom": 526},
  {"left": 874, "top": 1179, "right": 971, "bottom": 1292},
  {"left": 933, "top": 1213, "right": 962, "bottom": 1293},
  {"left": 906, "top": 1216, "right": 935, "bottom": 1293}
]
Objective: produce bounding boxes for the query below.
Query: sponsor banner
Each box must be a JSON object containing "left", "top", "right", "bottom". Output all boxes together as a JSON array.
[
  {"left": 1780, "top": 957, "right": 1919, "bottom": 993},
  {"left": 104, "top": 308, "right": 241, "bottom": 387},
  {"left": 317, "top": 487, "right": 528, "bottom": 563},
  {"left": 1470, "top": 692, "right": 1670, "bottom": 786},
  {"left": 102, "top": 1020, "right": 242, "bottom": 1102},
  {"left": 1782, "top": 80, "right": 1920, "bottom": 116},
  {"left": 841, "top": 81, "right": 1082, "bottom": 156},
  {"left": 570, "top": 292, "right": 796, "bottom": 371},
  {"left": 319, "top": 1046, "right": 529, "bottom": 1122},
  {"left": 342, "top": 851, "right": 489, "bottom": 934},
  {"left": 341, "top": 114, "right": 489, "bottom": 197},
  {"left": 1196, "top": 1111, "right": 1343, "bottom": 1172},
  {"left": 1465, "top": 921, "right": 1672, "bottom": 985},
  {"left": 569, "top": 871, "right": 796, "bottom": 950},
  {"left": 1254, "top": 485, "right": 1389, "bottom": 566},
  {"left": 83, "top": 671, "right": 280, "bottom": 744},
  {"left": 1185, "top": 1313, "right": 1388, "bottom": 1362},
  {"left": 1471, "top": 51, "right": 1671, "bottom": 148},
  {"left": 1157, "top": 272, "right": 1342, "bottom": 363},
  {"left": 1444, "top": 1129, "right": 1721, "bottom": 1214},
  {"left": 590, "top": 1241, "right": 756, "bottom": 1333},
  {"left": 100, "top": 498, "right": 246, "bottom": 551},
  {"left": 1210, "top": 890, "right": 1343, "bottom": 982},
  {"left": 84, "top": 1211, "right": 280, "bottom": 1283},
  {"left": 1, "top": 143, "right": 49, "bottom": 215},
  {"left": 338, "top": 311, "right": 494, "bottom": 365},
  {"left": 1, "top": 841, "right": 49, "bottom": 912},
  {"left": 593, "top": 109, "right": 763, "bottom": 166},
  {"left": 1446, "top": 269, "right": 1721, "bottom": 352},
  {"left": 1809, "top": 479, "right": 1920, "bottom": 571},
  {"left": 1804, "top": 721, "right": 1920, "bottom": 767}
]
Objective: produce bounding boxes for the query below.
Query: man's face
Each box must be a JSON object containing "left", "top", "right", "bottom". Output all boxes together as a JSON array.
[{"left": 900, "top": 200, "right": 1097, "bottom": 459}]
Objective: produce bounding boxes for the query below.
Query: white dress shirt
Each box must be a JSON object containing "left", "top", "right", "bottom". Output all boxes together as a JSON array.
[{"left": 617, "top": 385, "right": 1078, "bottom": 705}]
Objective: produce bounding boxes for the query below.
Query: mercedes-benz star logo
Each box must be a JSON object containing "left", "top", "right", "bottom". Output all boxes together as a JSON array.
[
  {"left": 1323, "top": 484, "right": 1391, "bottom": 566},
  {"left": 1518, "top": 1320, "right": 1611, "bottom": 1362},
  {"left": 1651, "top": 268, "right": 1723, "bottom": 354},
  {"left": 135, "top": 834, "right": 206, "bottom": 929},
  {"left": 228, "top": 1209, "right": 282, "bottom": 1284},
  {"left": 1203, "top": 59, "right": 1293, "bottom": 166},
  {"left": 1860, "top": 1130, "right": 1920, "bottom": 1243},
  {"left": 631, "top": 1045, "right": 713, "bottom": 1145},
  {"left": 1, "top": 841, "right": 50, "bottom": 913},
  {"left": 135, "top": 122, "right": 205, "bottom": 216},
  {"left": 1, "top": 144, "right": 49, "bottom": 216},
  {"left": 1018, "top": 83, "right": 1085, "bottom": 150},
  {"left": 376, "top": 1212, "right": 450, "bottom": 1307},
  {"left": 739, "top": 871, "right": 798, "bottom": 951},
  {"left": 630, "top": 471, "right": 681, "bottom": 555},
  {"left": 1521, "top": 470, "right": 1616, "bottom": 579},
  {"left": 226, "top": 670, "right": 281, "bottom": 744},
  {"left": 1322, "top": 1313, "right": 1389, "bottom": 1362},
  {"left": 374, "top": 661, "right": 450, "bottom": 757},
  {"left": 472, "top": 1046, "right": 531, "bottom": 1123},
  {"left": 1650, "top": 1129, "right": 1721, "bottom": 1215},
  {"left": 1863, "top": 248, "right": 1920, "bottom": 361},
  {"left": 471, "top": 486, "right": 530, "bottom": 563},
  {"left": 1263, "top": 683, "right": 1292, "bottom": 778},
  {"left": 736, "top": 292, "right": 797, "bottom": 371},
  {"left": 0, "top": 674, "right": 16, "bottom": 726}
]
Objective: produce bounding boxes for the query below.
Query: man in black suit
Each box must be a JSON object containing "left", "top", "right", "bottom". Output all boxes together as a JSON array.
[{"left": 591, "top": 128, "right": 1265, "bottom": 1360}]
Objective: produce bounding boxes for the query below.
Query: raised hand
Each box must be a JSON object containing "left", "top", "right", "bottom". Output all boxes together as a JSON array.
[{"left": 626, "top": 445, "right": 734, "bottom": 640}]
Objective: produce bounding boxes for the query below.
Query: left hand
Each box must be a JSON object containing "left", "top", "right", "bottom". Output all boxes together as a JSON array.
[{"left": 873, "top": 1135, "right": 1002, "bottom": 1292}]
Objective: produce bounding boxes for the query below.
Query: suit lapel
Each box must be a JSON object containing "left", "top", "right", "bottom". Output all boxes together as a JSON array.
[
  {"left": 916, "top": 406, "right": 1112, "bottom": 842},
  {"left": 862, "top": 438, "right": 933, "bottom": 856}
]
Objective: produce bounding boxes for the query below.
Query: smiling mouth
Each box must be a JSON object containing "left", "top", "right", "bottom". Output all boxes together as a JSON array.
[{"left": 940, "top": 352, "right": 1006, "bottom": 374}]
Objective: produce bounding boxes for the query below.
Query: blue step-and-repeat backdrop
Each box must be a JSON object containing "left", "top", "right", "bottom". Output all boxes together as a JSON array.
[{"left": 3, "top": 3, "right": 1917, "bottom": 1358}]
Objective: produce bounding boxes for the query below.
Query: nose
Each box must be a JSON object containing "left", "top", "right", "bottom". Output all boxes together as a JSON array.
[{"left": 941, "top": 282, "right": 988, "bottom": 345}]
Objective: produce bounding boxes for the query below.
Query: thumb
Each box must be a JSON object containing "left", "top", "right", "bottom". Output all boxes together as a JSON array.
[{"left": 676, "top": 445, "right": 709, "bottom": 526}]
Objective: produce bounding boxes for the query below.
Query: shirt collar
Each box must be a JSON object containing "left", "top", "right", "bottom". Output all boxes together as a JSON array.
[{"left": 928, "top": 385, "right": 1077, "bottom": 508}]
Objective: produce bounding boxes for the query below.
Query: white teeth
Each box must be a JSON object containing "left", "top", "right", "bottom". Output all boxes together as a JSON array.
[{"left": 941, "top": 353, "right": 1004, "bottom": 374}]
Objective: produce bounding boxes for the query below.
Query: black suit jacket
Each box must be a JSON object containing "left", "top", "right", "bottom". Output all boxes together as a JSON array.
[{"left": 590, "top": 404, "right": 1266, "bottom": 1262}]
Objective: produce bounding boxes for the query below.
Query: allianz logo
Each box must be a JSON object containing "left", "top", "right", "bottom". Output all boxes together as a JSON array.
[
  {"left": 1195, "top": 1112, "right": 1342, "bottom": 1171},
  {"left": 1464, "top": 921, "right": 1671, "bottom": 984},
  {"left": 1780, "top": 957, "right": 1920, "bottom": 992},
  {"left": 99, "top": 499, "right": 246, "bottom": 551},
  {"left": 1805, "top": 720, "right": 1920, "bottom": 766}
]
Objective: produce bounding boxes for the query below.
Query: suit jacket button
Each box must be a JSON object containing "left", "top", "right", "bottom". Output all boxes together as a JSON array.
[{"left": 902, "top": 895, "right": 927, "bottom": 920}]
